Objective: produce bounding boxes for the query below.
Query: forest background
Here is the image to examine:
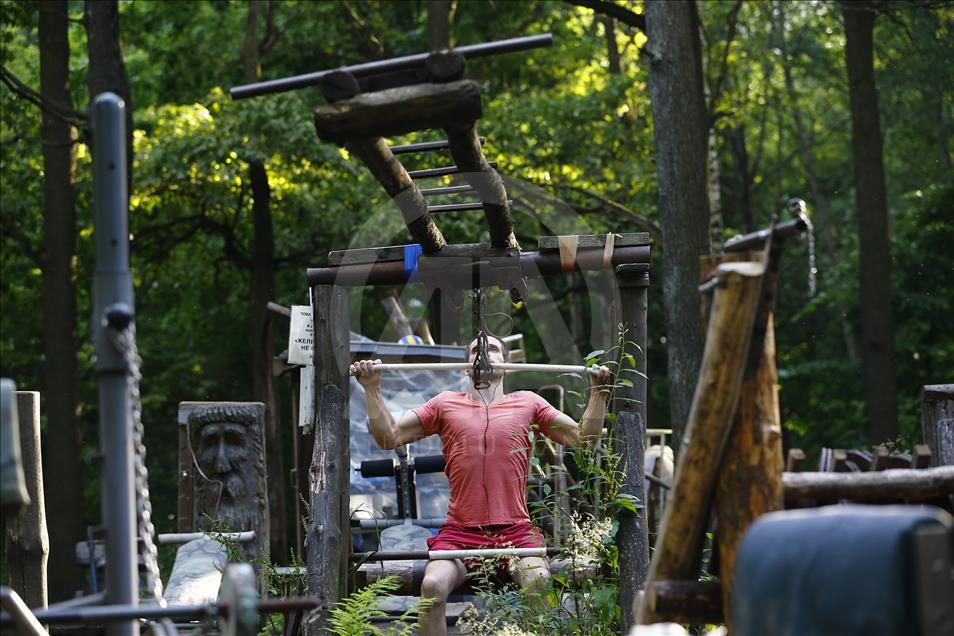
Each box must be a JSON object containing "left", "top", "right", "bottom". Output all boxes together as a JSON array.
[{"left": 1, "top": 0, "right": 952, "bottom": 601}]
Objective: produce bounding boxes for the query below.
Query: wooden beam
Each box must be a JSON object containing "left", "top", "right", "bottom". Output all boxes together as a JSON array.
[
  {"left": 305, "top": 285, "right": 350, "bottom": 635},
  {"left": 645, "top": 580, "right": 723, "bottom": 625},
  {"left": 345, "top": 137, "right": 446, "bottom": 254},
  {"left": 715, "top": 316, "right": 784, "bottom": 630},
  {"left": 381, "top": 291, "right": 414, "bottom": 339},
  {"left": 702, "top": 252, "right": 784, "bottom": 632},
  {"left": 637, "top": 261, "right": 763, "bottom": 625},
  {"left": 4, "top": 392, "right": 48, "bottom": 610},
  {"left": 782, "top": 466, "right": 954, "bottom": 502},
  {"left": 539, "top": 232, "right": 652, "bottom": 251},
  {"left": 309, "top": 244, "right": 652, "bottom": 287},
  {"left": 313, "top": 80, "right": 482, "bottom": 144},
  {"left": 444, "top": 124, "right": 518, "bottom": 249}
]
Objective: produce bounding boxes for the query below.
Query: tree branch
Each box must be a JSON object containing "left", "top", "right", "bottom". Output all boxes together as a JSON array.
[
  {"left": 546, "top": 182, "right": 662, "bottom": 242},
  {"left": 565, "top": 0, "right": 646, "bottom": 32},
  {"left": 259, "top": 0, "right": 280, "bottom": 56},
  {"left": 0, "top": 65, "right": 87, "bottom": 129},
  {"left": 706, "top": 0, "right": 743, "bottom": 121}
]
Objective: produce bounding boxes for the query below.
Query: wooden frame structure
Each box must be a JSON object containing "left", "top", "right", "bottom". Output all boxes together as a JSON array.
[{"left": 268, "top": 35, "right": 654, "bottom": 634}]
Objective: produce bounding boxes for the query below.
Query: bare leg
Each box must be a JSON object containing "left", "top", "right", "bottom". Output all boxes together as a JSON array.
[
  {"left": 419, "top": 558, "right": 468, "bottom": 636},
  {"left": 511, "top": 556, "right": 551, "bottom": 609}
]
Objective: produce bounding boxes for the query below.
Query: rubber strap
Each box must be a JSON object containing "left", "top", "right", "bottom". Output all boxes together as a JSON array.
[
  {"left": 602, "top": 233, "right": 616, "bottom": 270},
  {"left": 404, "top": 243, "right": 422, "bottom": 282},
  {"left": 558, "top": 235, "right": 578, "bottom": 273}
]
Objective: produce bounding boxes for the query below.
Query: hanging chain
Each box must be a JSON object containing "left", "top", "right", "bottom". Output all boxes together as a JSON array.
[
  {"left": 471, "top": 288, "right": 493, "bottom": 389},
  {"left": 109, "top": 324, "right": 165, "bottom": 605},
  {"left": 787, "top": 198, "right": 817, "bottom": 296}
]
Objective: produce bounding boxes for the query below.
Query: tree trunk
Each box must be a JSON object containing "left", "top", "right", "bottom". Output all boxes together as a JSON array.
[
  {"left": 85, "top": 0, "right": 133, "bottom": 194},
  {"left": 842, "top": 1, "right": 898, "bottom": 443},
  {"left": 645, "top": 0, "right": 710, "bottom": 448},
  {"left": 427, "top": 0, "right": 456, "bottom": 50},
  {"left": 38, "top": 0, "right": 83, "bottom": 603},
  {"left": 243, "top": 0, "right": 285, "bottom": 561},
  {"left": 726, "top": 125, "right": 755, "bottom": 233},
  {"left": 603, "top": 15, "right": 622, "bottom": 74}
]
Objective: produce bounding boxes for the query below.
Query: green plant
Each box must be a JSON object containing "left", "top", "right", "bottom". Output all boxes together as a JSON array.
[{"left": 327, "top": 575, "right": 432, "bottom": 636}]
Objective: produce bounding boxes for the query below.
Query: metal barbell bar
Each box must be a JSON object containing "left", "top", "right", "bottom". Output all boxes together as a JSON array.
[
  {"left": 351, "top": 362, "right": 602, "bottom": 375},
  {"left": 156, "top": 531, "right": 255, "bottom": 545},
  {"left": 351, "top": 546, "right": 562, "bottom": 562}
]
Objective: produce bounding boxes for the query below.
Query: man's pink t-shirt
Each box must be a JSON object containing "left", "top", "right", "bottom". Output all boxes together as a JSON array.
[{"left": 413, "top": 390, "right": 562, "bottom": 526}]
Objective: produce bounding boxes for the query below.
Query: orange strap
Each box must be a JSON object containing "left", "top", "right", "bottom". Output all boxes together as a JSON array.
[
  {"left": 602, "top": 233, "right": 616, "bottom": 270},
  {"left": 558, "top": 235, "right": 578, "bottom": 273}
]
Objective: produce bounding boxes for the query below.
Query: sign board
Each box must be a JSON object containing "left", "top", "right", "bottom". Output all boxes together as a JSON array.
[{"left": 288, "top": 306, "right": 313, "bottom": 366}]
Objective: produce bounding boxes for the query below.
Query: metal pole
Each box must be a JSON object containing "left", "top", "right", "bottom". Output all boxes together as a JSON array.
[
  {"left": 156, "top": 531, "right": 256, "bottom": 545},
  {"left": 0, "top": 587, "right": 45, "bottom": 636},
  {"left": 91, "top": 92, "right": 138, "bottom": 636},
  {"left": 352, "top": 362, "right": 601, "bottom": 375},
  {"left": 230, "top": 34, "right": 552, "bottom": 100},
  {"left": 351, "top": 546, "right": 561, "bottom": 562}
]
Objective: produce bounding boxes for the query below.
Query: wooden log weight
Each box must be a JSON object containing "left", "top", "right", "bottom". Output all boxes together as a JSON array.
[{"left": 637, "top": 261, "right": 764, "bottom": 625}]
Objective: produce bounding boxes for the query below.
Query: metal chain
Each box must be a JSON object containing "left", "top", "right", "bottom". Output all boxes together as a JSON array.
[{"left": 109, "top": 325, "right": 165, "bottom": 605}]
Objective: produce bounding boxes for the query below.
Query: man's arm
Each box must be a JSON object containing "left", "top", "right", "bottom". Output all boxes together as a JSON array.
[
  {"left": 351, "top": 358, "right": 427, "bottom": 449},
  {"left": 545, "top": 365, "right": 611, "bottom": 449}
]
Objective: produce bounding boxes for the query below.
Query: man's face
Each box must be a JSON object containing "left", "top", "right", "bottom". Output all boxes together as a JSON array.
[{"left": 466, "top": 336, "right": 507, "bottom": 385}]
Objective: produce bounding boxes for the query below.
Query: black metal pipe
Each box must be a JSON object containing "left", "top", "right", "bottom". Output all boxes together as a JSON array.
[
  {"left": 724, "top": 216, "right": 808, "bottom": 252},
  {"left": 419, "top": 184, "right": 476, "bottom": 196},
  {"left": 351, "top": 547, "right": 562, "bottom": 562},
  {"left": 0, "top": 597, "right": 324, "bottom": 628},
  {"left": 407, "top": 161, "right": 497, "bottom": 179},
  {"left": 390, "top": 137, "right": 484, "bottom": 154},
  {"left": 91, "top": 92, "right": 138, "bottom": 636},
  {"left": 427, "top": 200, "right": 513, "bottom": 213},
  {"left": 231, "top": 34, "right": 552, "bottom": 100},
  {"left": 306, "top": 245, "right": 651, "bottom": 287}
]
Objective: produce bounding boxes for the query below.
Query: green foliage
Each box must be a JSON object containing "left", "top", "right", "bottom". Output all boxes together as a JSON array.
[
  {"left": 1, "top": 0, "right": 952, "bottom": 558},
  {"left": 327, "top": 576, "right": 431, "bottom": 636}
]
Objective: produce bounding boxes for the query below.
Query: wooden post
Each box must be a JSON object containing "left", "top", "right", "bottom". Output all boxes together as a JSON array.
[
  {"left": 428, "top": 288, "right": 462, "bottom": 345},
  {"left": 713, "top": 317, "right": 784, "bottom": 629},
  {"left": 382, "top": 291, "right": 415, "bottom": 340},
  {"left": 305, "top": 285, "right": 350, "bottom": 635},
  {"left": 443, "top": 124, "right": 518, "bottom": 249},
  {"left": 177, "top": 419, "right": 194, "bottom": 533},
  {"left": 922, "top": 385, "right": 954, "bottom": 466},
  {"left": 637, "top": 261, "right": 763, "bottom": 625},
  {"left": 4, "top": 392, "right": 49, "bottom": 609},
  {"left": 702, "top": 253, "right": 784, "bottom": 632},
  {"left": 613, "top": 262, "right": 650, "bottom": 631}
]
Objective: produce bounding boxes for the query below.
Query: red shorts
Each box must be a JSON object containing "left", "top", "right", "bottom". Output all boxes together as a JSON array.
[{"left": 427, "top": 520, "right": 546, "bottom": 575}]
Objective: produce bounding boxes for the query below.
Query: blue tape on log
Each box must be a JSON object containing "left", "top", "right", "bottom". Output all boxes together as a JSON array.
[{"left": 404, "top": 243, "right": 422, "bottom": 282}]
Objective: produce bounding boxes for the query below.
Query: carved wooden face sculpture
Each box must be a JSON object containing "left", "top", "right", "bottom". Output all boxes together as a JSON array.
[{"left": 188, "top": 406, "right": 263, "bottom": 535}]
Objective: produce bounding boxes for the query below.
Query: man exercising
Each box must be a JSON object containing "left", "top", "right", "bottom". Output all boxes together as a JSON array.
[{"left": 350, "top": 334, "right": 611, "bottom": 635}]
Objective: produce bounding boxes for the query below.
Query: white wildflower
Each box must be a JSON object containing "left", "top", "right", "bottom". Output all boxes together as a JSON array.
[{"left": 565, "top": 513, "right": 614, "bottom": 564}]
